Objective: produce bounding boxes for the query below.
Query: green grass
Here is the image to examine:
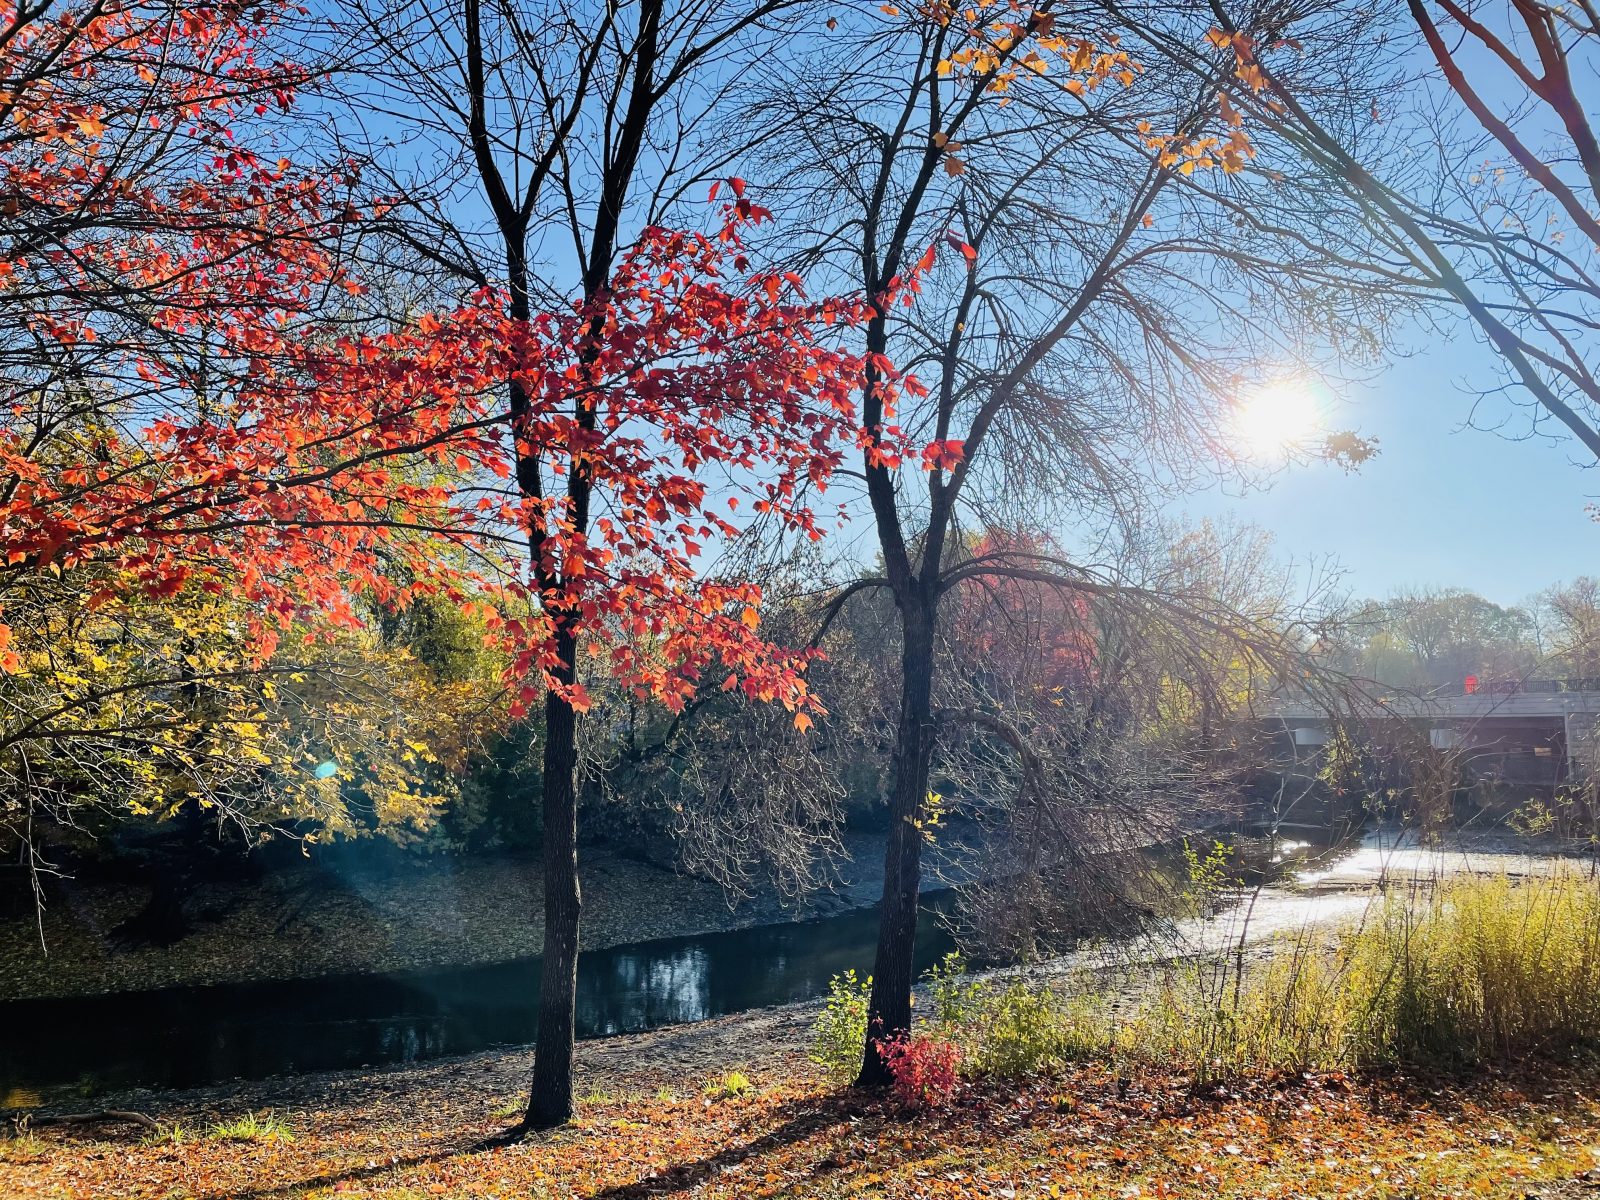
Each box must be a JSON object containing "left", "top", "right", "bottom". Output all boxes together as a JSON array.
[
  {"left": 0, "top": 1131, "right": 43, "bottom": 1161},
  {"left": 208, "top": 1110, "right": 294, "bottom": 1144},
  {"left": 702, "top": 1070, "right": 755, "bottom": 1100},
  {"left": 141, "top": 1122, "right": 194, "bottom": 1147}
]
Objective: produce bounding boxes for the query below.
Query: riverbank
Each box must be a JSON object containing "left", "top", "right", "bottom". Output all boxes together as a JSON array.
[
  {"left": 4, "top": 995, "right": 1599, "bottom": 1199},
  {"left": 0, "top": 829, "right": 976, "bottom": 1003}
]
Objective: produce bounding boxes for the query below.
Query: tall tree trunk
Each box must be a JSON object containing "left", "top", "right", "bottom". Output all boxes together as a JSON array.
[
  {"left": 525, "top": 627, "right": 581, "bottom": 1129},
  {"left": 857, "top": 597, "right": 938, "bottom": 1085},
  {"left": 500, "top": 227, "right": 584, "bottom": 1131}
]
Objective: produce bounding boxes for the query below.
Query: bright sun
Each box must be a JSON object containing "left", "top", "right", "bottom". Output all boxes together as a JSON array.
[{"left": 1233, "top": 379, "right": 1325, "bottom": 461}]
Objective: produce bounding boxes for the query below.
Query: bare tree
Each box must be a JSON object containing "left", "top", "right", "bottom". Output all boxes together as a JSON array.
[
  {"left": 1187, "top": 0, "right": 1600, "bottom": 460},
  {"left": 1536, "top": 577, "right": 1600, "bottom": 676},
  {"left": 920, "top": 520, "right": 1324, "bottom": 959},
  {"left": 754, "top": 2, "right": 1395, "bottom": 1084}
]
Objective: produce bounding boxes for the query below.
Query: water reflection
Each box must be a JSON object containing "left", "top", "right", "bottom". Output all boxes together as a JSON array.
[{"left": 0, "top": 898, "right": 955, "bottom": 1098}]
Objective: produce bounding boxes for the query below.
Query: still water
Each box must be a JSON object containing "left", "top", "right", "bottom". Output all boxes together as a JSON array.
[{"left": 0, "top": 899, "right": 956, "bottom": 1097}]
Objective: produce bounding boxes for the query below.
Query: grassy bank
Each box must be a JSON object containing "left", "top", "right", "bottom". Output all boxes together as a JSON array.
[{"left": 881, "top": 866, "right": 1600, "bottom": 1085}]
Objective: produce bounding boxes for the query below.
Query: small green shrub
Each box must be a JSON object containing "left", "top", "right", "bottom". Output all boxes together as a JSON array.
[
  {"left": 1180, "top": 838, "right": 1239, "bottom": 917},
  {"left": 810, "top": 968, "right": 872, "bottom": 1084},
  {"left": 927, "top": 954, "right": 984, "bottom": 1029},
  {"left": 209, "top": 1111, "right": 294, "bottom": 1144},
  {"left": 926, "top": 955, "right": 1110, "bottom": 1080}
]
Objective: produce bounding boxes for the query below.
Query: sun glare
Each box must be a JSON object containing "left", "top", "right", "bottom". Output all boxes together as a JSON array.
[{"left": 1233, "top": 379, "right": 1325, "bottom": 461}]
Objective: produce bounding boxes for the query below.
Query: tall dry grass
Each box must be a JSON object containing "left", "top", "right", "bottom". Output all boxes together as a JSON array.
[{"left": 886, "top": 867, "right": 1600, "bottom": 1082}]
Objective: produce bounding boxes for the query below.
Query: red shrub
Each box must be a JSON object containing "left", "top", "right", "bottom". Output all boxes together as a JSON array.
[{"left": 876, "top": 1033, "right": 962, "bottom": 1111}]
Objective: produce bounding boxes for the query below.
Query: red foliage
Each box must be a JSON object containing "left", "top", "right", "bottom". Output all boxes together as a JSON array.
[
  {"left": 479, "top": 203, "right": 884, "bottom": 721},
  {"left": 947, "top": 528, "right": 1100, "bottom": 701},
  {"left": 0, "top": 1, "right": 899, "bottom": 724},
  {"left": 876, "top": 1033, "right": 962, "bottom": 1111},
  {"left": 0, "top": 0, "right": 504, "bottom": 661}
]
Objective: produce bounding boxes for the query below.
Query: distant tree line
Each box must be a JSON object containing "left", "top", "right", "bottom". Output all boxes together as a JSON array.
[{"left": 1324, "top": 579, "right": 1600, "bottom": 693}]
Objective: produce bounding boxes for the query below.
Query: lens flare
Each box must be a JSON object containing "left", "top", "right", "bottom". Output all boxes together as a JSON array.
[{"left": 1234, "top": 379, "right": 1325, "bottom": 461}]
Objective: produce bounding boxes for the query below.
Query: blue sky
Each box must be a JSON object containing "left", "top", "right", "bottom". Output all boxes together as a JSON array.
[
  {"left": 1184, "top": 338, "right": 1598, "bottom": 608},
  {"left": 1179, "top": 13, "right": 1600, "bottom": 611}
]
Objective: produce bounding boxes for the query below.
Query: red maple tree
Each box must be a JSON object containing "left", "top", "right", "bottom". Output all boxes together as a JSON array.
[
  {"left": 0, "top": 0, "right": 511, "bottom": 669},
  {"left": 0, "top": 2, "right": 882, "bottom": 711}
]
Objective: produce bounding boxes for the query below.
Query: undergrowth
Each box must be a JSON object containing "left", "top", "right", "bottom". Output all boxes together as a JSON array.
[{"left": 817, "top": 867, "right": 1600, "bottom": 1087}]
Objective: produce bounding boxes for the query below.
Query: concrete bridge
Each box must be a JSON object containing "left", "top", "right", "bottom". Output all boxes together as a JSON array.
[{"left": 1259, "top": 682, "right": 1600, "bottom": 791}]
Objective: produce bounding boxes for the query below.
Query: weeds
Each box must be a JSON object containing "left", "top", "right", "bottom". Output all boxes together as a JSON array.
[
  {"left": 818, "top": 868, "right": 1600, "bottom": 1089},
  {"left": 209, "top": 1111, "right": 294, "bottom": 1144},
  {"left": 1139, "top": 867, "right": 1600, "bottom": 1076},
  {"left": 703, "top": 1071, "right": 755, "bottom": 1101}
]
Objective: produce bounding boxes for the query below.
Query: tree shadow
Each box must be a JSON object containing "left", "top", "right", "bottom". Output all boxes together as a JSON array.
[
  {"left": 193, "top": 1094, "right": 859, "bottom": 1200},
  {"left": 585, "top": 1094, "right": 863, "bottom": 1200},
  {"left": 196, "top": 1141, "right": 487, "bottom": 1200}
]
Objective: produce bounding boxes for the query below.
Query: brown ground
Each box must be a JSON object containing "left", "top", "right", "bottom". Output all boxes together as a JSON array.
[{"left": 3, "top": 1000, "right": 1598, "bottom": 1200}]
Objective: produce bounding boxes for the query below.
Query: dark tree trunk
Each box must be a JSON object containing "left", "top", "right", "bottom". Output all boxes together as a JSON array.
[
  {"left": 857, "top": 598, "right": 938, "bottom": 1086},
  {"left": 524, "top": 628, "right": 582, "bottom": 1129},
  {"left": 502, "top": 228, "right": 583, "bottom": 1131}
]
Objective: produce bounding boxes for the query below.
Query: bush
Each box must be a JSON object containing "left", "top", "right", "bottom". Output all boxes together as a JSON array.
[
  {"left": 810, "top": 968, "right": 872, "bottom": 1084},
  {"left": 877, "top": 1033, "right": 961, "bottom": 1111},
  {"left": 927, "top": 954, "right": 1108, "bottom": 1080}
]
